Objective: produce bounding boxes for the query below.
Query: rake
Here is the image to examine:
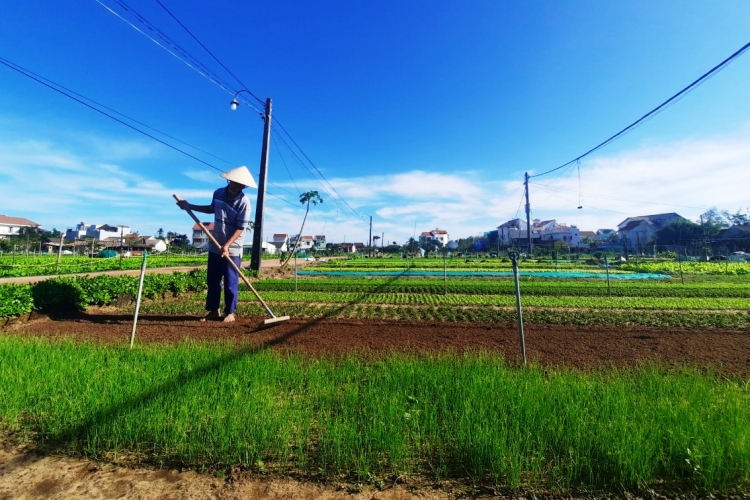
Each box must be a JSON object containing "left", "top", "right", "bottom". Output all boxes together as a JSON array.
[{"left": 173, "top": 194, "right": 290, "bottom": 326}]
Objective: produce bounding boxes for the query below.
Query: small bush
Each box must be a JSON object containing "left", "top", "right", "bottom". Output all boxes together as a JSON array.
[
  {"left": 0, "top": 284, "right": 34, "bottom": 317},
  {"left": 32, "top": 278, "right": 87, "bottom": 314}
]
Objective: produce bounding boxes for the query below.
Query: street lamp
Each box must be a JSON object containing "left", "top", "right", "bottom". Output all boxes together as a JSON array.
[{"left": 230, "top": 89, "right": 272, "bottom": 274}]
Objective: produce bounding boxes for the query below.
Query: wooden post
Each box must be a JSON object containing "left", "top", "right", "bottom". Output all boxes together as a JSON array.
[
  {"left": 678, "top": 253, "right": 684, "bottom": 284},
  {"left": 56, "top": 237, "right": 63, "bottom": 274}
]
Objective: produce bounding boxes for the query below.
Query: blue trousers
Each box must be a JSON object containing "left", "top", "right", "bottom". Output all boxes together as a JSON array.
[{"left": 206, "top": 252, "right": 241, "bottom": 315}]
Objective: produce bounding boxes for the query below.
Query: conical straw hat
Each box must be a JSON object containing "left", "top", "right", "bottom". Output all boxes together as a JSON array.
[{"left": 220, "top": 166, "right": 257, "bottom": 188}]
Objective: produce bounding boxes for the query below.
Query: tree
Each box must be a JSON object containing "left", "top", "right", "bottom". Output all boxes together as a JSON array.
[
  {"left": 722, "top": 209, "right": 750, "bottom": 226},
  {"left": 421, "top": 239, "right": 443, "bottom": 257},
  {"left": 654, "top": 219, "right": 703, "bottom": 250},
  {"left": 403, "top": 237, "right": 418, "bottom": 256},
  {"left": 698, "top": 208, "right": 729, "bottom": 238},
  {"left": 281, "top": 191, "right": 323, "bottom": 268},
  {"left": 157, "top": 228, "right": 165, "bottom": 239}
]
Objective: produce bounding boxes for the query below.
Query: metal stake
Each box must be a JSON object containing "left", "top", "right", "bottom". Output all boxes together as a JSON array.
[
  {"left": 130, "top": 252, "right": 148, "bottom": 349},
  {"left": 509, "top": 252, "right": 527, "bottom": 365},
  {"left": 604, "top": 255, "right": 611, "bottom": 297}
]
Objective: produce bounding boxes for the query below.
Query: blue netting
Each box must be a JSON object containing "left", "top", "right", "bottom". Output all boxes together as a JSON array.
[{"left": 296, "top": 270, "right": 668, "bottom": 279}]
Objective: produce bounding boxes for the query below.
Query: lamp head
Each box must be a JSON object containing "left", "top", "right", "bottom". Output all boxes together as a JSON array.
[{"left": 230, "top": 98, "right": 239, "bottom": 111}]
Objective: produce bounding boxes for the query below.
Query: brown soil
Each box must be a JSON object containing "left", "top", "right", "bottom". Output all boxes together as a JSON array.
[
  {"left": 2, "top": 312, "right": 749, "bottom": 499},
  {"left": 5, "top": 311, "right": 750, "bottom": 377}
]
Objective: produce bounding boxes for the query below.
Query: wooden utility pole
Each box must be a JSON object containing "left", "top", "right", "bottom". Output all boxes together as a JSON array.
[{"left": 250, "top": 98, "right": 273, "bottom": 274}]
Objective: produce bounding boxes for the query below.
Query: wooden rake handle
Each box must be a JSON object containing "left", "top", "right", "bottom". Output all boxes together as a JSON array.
[{"left": 173, "top": 194, "right": 277, "bottom": 318}]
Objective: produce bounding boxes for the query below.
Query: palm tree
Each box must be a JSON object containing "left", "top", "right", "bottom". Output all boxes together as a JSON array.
[{"left": 281, "top": 191, "right": 323, "bottom": 268}]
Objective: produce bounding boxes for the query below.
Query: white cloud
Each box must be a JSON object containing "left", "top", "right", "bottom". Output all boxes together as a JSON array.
[{"left": 3, "top": 131, "right": 750, "bottom": 246}]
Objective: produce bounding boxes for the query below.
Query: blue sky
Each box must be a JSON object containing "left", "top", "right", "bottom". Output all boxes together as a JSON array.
[{"left": 1, "top": 1, "right": 750, "bottom": 245}]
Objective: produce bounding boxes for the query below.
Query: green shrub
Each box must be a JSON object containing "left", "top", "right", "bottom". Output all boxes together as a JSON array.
[
  {"left": 31, "top": 278, "right": 87, "bottom": 314},
  {"left": 0, "top": 284, "right": 34, "bottom": 317},
  {"left": 0, "top": 269, "right": 209, "bottom": 318}
]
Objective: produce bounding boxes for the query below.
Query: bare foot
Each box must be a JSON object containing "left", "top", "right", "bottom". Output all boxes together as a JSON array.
[
  {"left": 222, "top": 313, "right": 236, "bottom": 323},
  {"left": 200, "top": 311, "right": 222, "bottom": 322}
]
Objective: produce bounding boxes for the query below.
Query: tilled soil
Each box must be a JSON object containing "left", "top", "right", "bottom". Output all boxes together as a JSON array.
[
  {"left": 4, "top": 311, "right": 750, "bottom": 377},
  {"left": 3, "top": 313, "right": 750, "bottom": 499}
]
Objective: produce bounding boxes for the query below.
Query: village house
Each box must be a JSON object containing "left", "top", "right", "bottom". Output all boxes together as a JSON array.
[
  {"left": 65, "top": 222, "right": 132, "bottom": 241},
  {"left": 0, "top": 215, "right": 41, "bottom": 238},
  {"left": 192, "top": 222, "right": 214, "bottom": 248},
  {"left": 419, "top": 229, "right": 450, "bottom": 247},
  {"left": 617, "top": 213, "right": 685, "bottom": 251}
]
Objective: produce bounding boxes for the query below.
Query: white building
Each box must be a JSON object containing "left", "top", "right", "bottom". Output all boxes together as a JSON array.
[
  {"left": 289, "top": 235, "right": 315, "bottom": 252},
  {"left": 192, "top": 222, "right": 214, "bottom": 248},
  {"left": 419, "top": 229, "right": 450, "bottom": 247},
  {"left": 314, "top": 235, "right": 326, "bottom": 251},
  {"left": 271, "top": 234, "right": 289, "bottom": 253},
  {"left": 0, "top": 215, "right": 41, "bottom": 238},
  {"left": 66, "top": 222, "right": 132, "bottom": 241},
  {"left": 497, "top": 219, "right": 538, "bottom": 246},
  {"left": 533, "top": 219, "right": 581, "bottom": 247}
]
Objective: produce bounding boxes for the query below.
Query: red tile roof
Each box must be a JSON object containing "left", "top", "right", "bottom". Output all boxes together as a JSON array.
[
  {"left": 192, "top": 222, "right": 214, "bottom": 230},
  {"left": 0, "top": 215, "right": 41, "bottom": 227}
]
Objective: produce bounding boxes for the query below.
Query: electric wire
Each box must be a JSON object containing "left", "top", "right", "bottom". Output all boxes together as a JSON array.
[
  {"left": 1, "top": 57, "right": 238, "bottom": 168},
  {"left": 271, "top": 134, "right": 302, "bottom": 195},
  {"left": 272, "top": 116, "right": 364, "bottom": 220},
  {"left": 531, "top": 40, "right": 750, "bottom": 179},
  {"left": 95, "top": 1, "right": 233, "bottom": 97},
  {"left": 270, "top": 128, "right": 362, "bottom": 220},
  {"left": 530, "top": 183, "right": 628, "bottom": 215},
  {"left": 98, "top": 0, "right": 366, "bottom": 223},
  {"left": 529, "top": 181, "right": 711, "bottom": 211},
  {"left": 0, "top": 56, "right": 226, "bottom": 173},
  {"left": 95, "top": 0, "right": 262, "bottom": 114},
  {"left": 154, "top": 0, "right": 265, "bottom": 107}
]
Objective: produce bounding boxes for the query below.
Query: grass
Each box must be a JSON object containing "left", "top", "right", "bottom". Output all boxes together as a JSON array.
[{"left": 0, "top": 336, "right": 748, "bottom": 492}]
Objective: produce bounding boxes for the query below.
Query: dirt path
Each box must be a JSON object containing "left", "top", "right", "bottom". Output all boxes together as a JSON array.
[
  {"left": 0, "top": 441, "right": 448, "bottom": 500},
  {"left": 0, "top": 258, "right": 312, "bottom": 285}
]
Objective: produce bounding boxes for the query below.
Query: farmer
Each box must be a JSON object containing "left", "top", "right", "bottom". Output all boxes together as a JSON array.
[{"left": 176, "top": 166, "right": 256, "bottom": 322}]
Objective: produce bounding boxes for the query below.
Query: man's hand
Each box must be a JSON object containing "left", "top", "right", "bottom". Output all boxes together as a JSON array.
[
  {"left": 176, "top": 200, "right": 191, "bottom": 210},
  {"left": 220, "top": 244, "right": 230, "bottom": 258}
]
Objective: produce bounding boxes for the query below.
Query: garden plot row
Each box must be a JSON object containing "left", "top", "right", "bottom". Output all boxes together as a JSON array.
[
  {"left": 255, "top": 278, "right": 750, "bottom": 298},
  {"left": 229, "top": 290, "right": 750, "bottom": 310}
]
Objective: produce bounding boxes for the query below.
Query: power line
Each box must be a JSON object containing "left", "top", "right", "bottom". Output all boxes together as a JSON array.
[
  {"left": 0, "top": 56, "right": 225, "bottom": 173},
  {"left": 1, "top": 57, "right": 236, "bottom": 167},
  {"left": 271, "top": 134, "right": 301, "bottom": 196},
  {"left": 531, "top": 40, "right": 750, "bottom": 179},
  {"left": 529, "top": 181, "right": 710, "bottom": 211},
  {"left": 272, "top": 116, "right": 364, "bottom": 220},
  {"left": 95, "top": 0, "right": 262, "bottom": 114},
  {"left": 98, "top": 0, "right": 366, "bottom": 223},
  {"left": 271, "top": 128, "right": 362, "bottom": 220},
  {"left": 154, "top": 0, "right": 265, "bottom": 107}
]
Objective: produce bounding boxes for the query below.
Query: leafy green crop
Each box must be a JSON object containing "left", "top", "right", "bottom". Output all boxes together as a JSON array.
[{"left": 0, "top": 269, "right": 208, "bottom": 317}]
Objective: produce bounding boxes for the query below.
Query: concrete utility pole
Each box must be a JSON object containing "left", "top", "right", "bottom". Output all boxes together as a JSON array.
[
  {"left": 524, "top": 172, "right": 532, "bottom": 255},
  {"left": 368, "top": 215, "right": 373, "bottom": 258},
  {"left": 250, "top": 98, "right": 273, "bottom": 273}
]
